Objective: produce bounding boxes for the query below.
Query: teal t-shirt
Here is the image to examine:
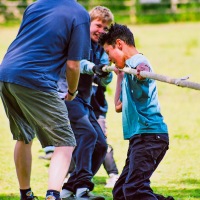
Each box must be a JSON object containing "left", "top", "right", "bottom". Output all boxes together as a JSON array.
[{"left": 121, "top": 54, "right": 168, "bottom": 139}]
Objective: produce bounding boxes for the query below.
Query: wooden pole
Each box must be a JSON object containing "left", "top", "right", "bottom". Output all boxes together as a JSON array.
[{"left": 103, "top": 65, "right": 200, "bottom": 91}]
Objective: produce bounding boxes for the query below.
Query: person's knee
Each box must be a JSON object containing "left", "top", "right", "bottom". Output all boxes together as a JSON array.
[{"left": 80, "top": 129, "right": 98, "bottom": 142}]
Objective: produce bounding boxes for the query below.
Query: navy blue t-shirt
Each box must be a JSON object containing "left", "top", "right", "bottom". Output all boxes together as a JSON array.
[
  {"left": 0, "top": 0, "right": 90, "bottom": 92},
  {"left": 77, "top": 41, "right": 106, "bottom": 102},
  {"left": 91, "top": 76, "right": 108, "bottom": 118}
]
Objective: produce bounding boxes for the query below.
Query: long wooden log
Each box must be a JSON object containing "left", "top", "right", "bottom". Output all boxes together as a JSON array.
[{"left": 103, "top": 65, "right": 200, "bottom": 91}]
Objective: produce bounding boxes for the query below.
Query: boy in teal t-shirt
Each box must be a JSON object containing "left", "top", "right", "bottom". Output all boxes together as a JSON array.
[{"left": 99, "top": 23, "right": 174, "bottom": 200}]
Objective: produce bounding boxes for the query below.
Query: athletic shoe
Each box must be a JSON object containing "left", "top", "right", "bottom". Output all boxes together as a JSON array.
[
  {"left": 76, "top": 188, "right": 105, "bottom": 200},
  {"left": 38, "top": 152, "right": 53, "bottom": 160},
  {"left": 104, "top": 173, "right": 119, "bottom": 188},
  {"left": 21, "top": 192, "right": 39, "bottom": 200},
  {"left": 60, "top": 189, "right": 74, "bottom": 198}
]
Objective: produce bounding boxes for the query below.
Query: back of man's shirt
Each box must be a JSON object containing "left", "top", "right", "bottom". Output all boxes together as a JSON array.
[{"left": 0, "top": 0, "right": 90, "bottom": 92}]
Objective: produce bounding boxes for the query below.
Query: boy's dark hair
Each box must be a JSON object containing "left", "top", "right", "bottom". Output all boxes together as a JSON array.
[{"left": 99, "top": 23, "right": 135, "bottom": 47}]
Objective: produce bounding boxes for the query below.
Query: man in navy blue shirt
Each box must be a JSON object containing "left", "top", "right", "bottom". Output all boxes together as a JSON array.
[
  {"left": 59, "top": 6, "right": 114, "bottom": 200},
  {"left": 0, "top": 0, "right": 90, "bottom": 199}
]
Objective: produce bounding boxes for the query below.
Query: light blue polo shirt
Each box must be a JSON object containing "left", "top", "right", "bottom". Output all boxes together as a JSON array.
[
  {"left": 121, "top": 54, "right": 168, "bottom": 140},
  {"left": 0, "top": 0, "right": 90, "bottom": 92},
  {"left": 57, "top": 41, "right": 113, "bottom": 102}
]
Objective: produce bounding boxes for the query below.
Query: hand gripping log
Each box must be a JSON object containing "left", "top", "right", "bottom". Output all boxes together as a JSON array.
[{"left": 103, "top": 65, "right": 200, "bottom": 91}]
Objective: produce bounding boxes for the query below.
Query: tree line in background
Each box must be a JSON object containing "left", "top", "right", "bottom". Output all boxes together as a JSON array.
[{"left": 0, "top": 0, "right": 200, "bottom": 24}]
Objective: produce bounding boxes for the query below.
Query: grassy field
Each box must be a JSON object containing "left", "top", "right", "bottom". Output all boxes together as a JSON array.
[{"left": 0, "top": 22, "right": 200, "bottom": 200}]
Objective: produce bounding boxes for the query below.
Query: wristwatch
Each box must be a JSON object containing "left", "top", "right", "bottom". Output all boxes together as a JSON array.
[{"left": 68, "top": 89, "right": 78, "bottom": 96}]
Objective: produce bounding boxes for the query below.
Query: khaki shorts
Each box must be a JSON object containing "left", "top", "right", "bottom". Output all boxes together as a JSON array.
[{"left": 0, "top": 82, "right": 76, "bottom": 148}]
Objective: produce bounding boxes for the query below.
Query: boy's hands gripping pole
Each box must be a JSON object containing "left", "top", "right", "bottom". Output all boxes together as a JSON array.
[{"left": 102, "top": 64, "right": 200, "bottom": 91}]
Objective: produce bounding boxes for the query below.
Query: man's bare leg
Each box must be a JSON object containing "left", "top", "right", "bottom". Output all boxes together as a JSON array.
[
  {"left": 14, "top": 141, "right": 32, "bottom": 189},
  {"left": 48, "top": 146, "right": 74, "bottom": 191}
]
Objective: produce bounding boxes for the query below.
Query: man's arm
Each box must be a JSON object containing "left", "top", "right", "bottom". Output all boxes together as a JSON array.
[
  {"left": 80, "top": 59, "right": 95, "bottom": 74},
  {"left": 80, "top": 51, "right": 110, "bottom": 75},
  {"left": 65, "top": 60, "right": 80, "bottom": 101}
]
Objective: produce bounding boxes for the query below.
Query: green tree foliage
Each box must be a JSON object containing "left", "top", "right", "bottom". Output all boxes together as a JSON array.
[{"left": 0, "top": 0, "right": 200, "bottom": 24}]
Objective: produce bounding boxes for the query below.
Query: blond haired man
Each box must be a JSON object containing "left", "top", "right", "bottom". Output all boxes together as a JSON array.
[{"left": 59, "top": 6, "right": 114, "bottom": 200}]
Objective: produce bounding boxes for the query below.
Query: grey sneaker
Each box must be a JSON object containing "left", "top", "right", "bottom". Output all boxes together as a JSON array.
[
  {"left": 60, "top": 189, "right": 74, "bottom": 199},
  {"left": 104, "top": 173, "right": 119, "bottom": 188},
  {"left": 38, "top": 152, "right": 53, "bottom": 160},
  {"left": 76, "top": 189, "right": 105, "bottom": 200}
]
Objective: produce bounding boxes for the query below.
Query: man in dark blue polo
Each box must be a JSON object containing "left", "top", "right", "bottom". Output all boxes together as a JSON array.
[{"left": 59, "top": 6, "right": 114, "bottom": 200}]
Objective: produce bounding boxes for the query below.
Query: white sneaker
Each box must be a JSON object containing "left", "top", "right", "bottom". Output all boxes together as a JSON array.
[
  {"left": 104, "top": 173, "right": 119, "bottom": 188},
  {"left": 76, "top": 188, "right": 88, "bottom": 197},
  {"left": 60, "top": 189, "right": 74, "bottom": 198},
  {"left": 38, "top": 152, "right": 53, "bottom": 160}
]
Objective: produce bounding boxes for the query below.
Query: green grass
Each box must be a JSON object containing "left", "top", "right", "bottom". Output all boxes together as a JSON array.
[{"left": 1, "top": 22, "right": 200, "bottom": 200}]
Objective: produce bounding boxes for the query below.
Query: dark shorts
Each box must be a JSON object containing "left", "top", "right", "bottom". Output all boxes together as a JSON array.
[{"left": 0, "top": 82, "right": 76, "bottom": 148}]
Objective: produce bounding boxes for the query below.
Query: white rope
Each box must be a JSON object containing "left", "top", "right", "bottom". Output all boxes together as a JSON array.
[{"left": 103, "top": 65, "right": 200, "bottom": 91}]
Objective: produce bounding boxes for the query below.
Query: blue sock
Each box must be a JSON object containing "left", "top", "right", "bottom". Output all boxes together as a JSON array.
[
  {"left": 20, "top": 188, "right": 33, "bottom": 199},
  {"left": 46, "top": 190, "right": 60, "bottom": 200}
]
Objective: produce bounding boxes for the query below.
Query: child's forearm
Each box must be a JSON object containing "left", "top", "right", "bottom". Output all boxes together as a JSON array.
[{"left": 115, "top": 72, "right": 124, "bottom": 112}]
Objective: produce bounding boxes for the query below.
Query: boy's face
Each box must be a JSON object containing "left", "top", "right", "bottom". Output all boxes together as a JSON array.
[
  {"left": 103, "top": 42, "right": 125, "bottom": 69},
  {"left": 90, "top": 19, "right": 109, "bottom": 43}
]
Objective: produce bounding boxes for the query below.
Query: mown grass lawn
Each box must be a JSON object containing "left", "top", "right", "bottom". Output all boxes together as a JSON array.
[{"left": 0, "top": 22, "right": 200, "bottom": 200}]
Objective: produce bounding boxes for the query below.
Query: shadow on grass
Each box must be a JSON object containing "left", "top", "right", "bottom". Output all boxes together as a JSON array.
[
  {"left": 94, "top": 176, "right": 200, "bottom": 200},
  {"left": 3, "top": 177, "right": 199, "bottom": 200},
  {"left": 149, "top": 178, "right": 200, "bottom": 200},
  {"left": 0, "top": 194, "right": 43, "bottom": 200},
  {"left": 153, "top": 187, "right": 200, "bottom": 199}
]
